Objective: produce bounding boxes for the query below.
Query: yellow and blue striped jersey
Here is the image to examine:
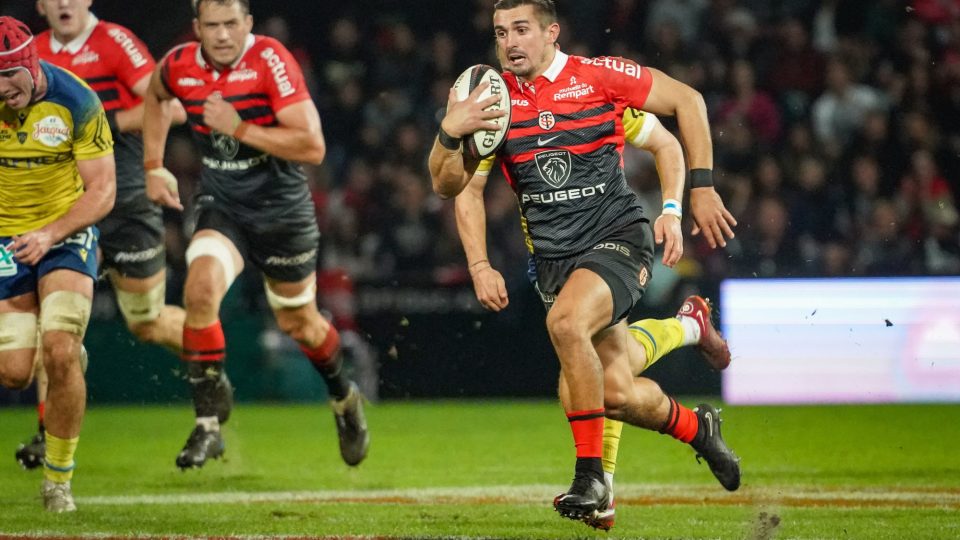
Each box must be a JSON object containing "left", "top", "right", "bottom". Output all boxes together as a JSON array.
[
  {"left": 474, "top": 108, "right": 658, "bottom": 177},
  {"left": 0, "top": 61, "right": 113, "bottom": 236}
]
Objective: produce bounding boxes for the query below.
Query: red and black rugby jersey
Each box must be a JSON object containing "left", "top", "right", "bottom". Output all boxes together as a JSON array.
[
  {"left": 158, "top": 34, "right": 314, "bottom": 225},
  {"left": 497, "top": 51, "right": 654, "bottom": 258},
  {"left": 37, "top": 16, "right": 155, "bottom": 202}
]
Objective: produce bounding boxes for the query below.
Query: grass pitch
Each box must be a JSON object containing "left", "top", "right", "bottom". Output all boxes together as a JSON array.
[{"left": 0, "top": 400, "right": 957, "bottom": 539}]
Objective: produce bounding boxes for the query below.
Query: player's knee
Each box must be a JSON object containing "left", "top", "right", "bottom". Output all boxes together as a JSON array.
[
  {"left": 127, "top": 319, "right": 162, "bottom": 344},
  {"left": 545, "top": 307, "right": 582, "bottom": 345},
  {"left": 603, "top": 388, "right": 630, "bottom": 420},
  {"left": 0, "top": 312, "right": 39, "bottom": 388},
  {"left": 0, "top": 355, "right": 35, "bottom": 389},
  {"left": 40, "top": 334, "right": 82, "bottom": 383},
  {"left": 183, "top": 278, "right": 221, "bottom": 316}
]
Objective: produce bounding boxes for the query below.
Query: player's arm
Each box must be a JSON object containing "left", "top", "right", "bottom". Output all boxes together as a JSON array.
[
  {"left": 639, "top": 68, "right": 737, "bottom": 248},
  {"left": 11, "top": 156, "right": 116, "bottom": 266},
  {"left": 454, "top": 169, "right": 508, "bottom": 311},
  {"left": 429, "top": 84, "right": 504, "bottom": 199},
  {"left": 632, "top": 114, "right": 684, "bottom": 267},
  {"left": 142, "top": 65, "right": 182, "bottom": 210},
  {"left": 118, "top": 74, "right": 187, "bottom": 132}
]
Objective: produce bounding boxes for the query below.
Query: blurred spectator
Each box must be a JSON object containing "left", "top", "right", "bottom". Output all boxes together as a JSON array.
[
  {"left": 717, "top": 60, "right": 782, "bottom": 146},
  {"left": 766, "top": 18, "right": 825, "bottom": 122},
  {"left": 811, "top": 58, "right": 886, "bottom": 153},
  {"left": 855, "top": 199, "right": 923, "bottom": 275},
  {"left": 645, "top": 0, "right": 708, "bottom": 47}
]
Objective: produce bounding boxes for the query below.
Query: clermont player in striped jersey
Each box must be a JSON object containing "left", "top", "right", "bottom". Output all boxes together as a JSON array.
[
  {"left": 14, "top": 0, "right": 196, "bottom": 472},
  {"left": 430, "top": 0, "right": 739, "bottom": 528},
  {"left": 142, "top": 0, "right": 369, "bottom": 470}
]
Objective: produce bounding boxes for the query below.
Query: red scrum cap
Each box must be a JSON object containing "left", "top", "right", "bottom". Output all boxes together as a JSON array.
[{"left": 0, "top": 16, "right": 40, "bottom": 90}]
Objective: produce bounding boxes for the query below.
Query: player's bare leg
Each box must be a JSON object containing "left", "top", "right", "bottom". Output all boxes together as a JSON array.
[
  {"left": 112, "top": 269, "right": 234, "bottom": 427},
  {"left": 269, "top": 275, "right": 369, "bottom": 466},
  {"left": 175, "top": 232, "right": 241, "bottom": 469},
  {"left": 548, "top": 269, "right": 612, "bottom": 522},
  {"left": 598, "top": 323, "right": 741, "bottom": 492},
  {"left": 38, "top": 269, "right": 94, "bottom": 512}
]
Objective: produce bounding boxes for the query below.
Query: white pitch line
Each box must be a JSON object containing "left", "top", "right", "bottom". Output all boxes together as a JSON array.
[{"left": 77, "top": 484, "right": 960, "bottom": 507}]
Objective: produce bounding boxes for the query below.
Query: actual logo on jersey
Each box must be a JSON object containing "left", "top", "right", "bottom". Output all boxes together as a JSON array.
[
  {"left": 538, "top": 111, "right": 556, "bottom": 130},
  {"left": 17, "top": 132, "right": 27, "bottom": 144},
  {"left": 261, "top": 47, "right": 296, "bottom": 98},
  {"left": 32, "top": 116, "right": 70, "bottom": 147},
  {"left": 107, "top": 27, "right": 148, "bottom": 69},
  {"left": 211, "top": 131, "right": 240, "bottom": 160},
  {"left": 534, "top": 149, "right": 571, "bottom": 189},
  {"left": 177, "top": 77, "right": 205, "bottom": 87}
]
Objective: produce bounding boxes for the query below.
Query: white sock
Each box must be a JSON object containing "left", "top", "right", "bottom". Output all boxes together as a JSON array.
[
  {"left": 677, "top": 315, "right": 701, "bottom": 346},
  {"left": 196, "top": 416, "right": 220, "bottom": 432}
]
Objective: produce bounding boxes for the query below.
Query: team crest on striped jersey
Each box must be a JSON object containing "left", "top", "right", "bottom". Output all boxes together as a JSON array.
[
  {"left": 538, "top": 111, "right": 556, "bottom": 130},
  {"left": 211, "top": 131, "right": 240, "bottom": 159},
  {"left": 534, "top": 150, "right": 571, "bottom": 189}
]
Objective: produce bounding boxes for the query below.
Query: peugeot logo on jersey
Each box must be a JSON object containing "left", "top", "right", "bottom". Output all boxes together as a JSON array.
[
  {"left": 534, "top": 149, "right": 572, "bottom": 189},
  {"left": 538, "top": 111, "right": 555, "bottom": 130}
]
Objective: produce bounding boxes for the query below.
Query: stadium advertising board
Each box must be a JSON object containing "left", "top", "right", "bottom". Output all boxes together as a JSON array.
[{"left": 721, "top": 277, "right": 960, "bottom": 404}]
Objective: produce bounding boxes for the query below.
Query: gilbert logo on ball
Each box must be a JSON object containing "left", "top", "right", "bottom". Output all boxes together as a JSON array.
[{"left": 452, "top": 64, "right": 511, "bottom": 159}]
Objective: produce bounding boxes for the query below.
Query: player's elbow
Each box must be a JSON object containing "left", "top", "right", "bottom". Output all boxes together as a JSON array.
[
  {"left": 97, "top": 179, "right": 117, "bottom": 219},
  {"left": 432, "top": 175, "right": 461, "bottom": 200},
  {"left": 302, "top": 137, "right": 326, "bottom": 165},
  {"left": 684, "top": 87, "right": 707, "bottom": 114}
]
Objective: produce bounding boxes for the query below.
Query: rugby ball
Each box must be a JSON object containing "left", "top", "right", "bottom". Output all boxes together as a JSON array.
[{"left": 451, "top": 64, "right": 511, "bottom": 159}]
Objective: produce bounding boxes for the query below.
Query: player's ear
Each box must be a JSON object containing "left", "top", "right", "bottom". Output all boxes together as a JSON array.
[
  {"left": 547, "top": 22, "right": 559, "bottom": 45},
  {"left": 192, "top": 17, "right": 201, "bottom": 39},
  {"left": 36, "top": 0, "right": 45, "bottom": 17},
  {"left": 244, "top": 13, "right": 253, "bottom": 32}
]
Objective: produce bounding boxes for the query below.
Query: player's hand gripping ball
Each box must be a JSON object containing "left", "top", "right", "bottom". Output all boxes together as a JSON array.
[{"left": 452, "top": 64, "right": 511, "bottom": 159}]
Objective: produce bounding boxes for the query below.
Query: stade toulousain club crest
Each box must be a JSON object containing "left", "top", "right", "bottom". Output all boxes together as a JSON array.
[
  {"left": 538, "top": 111, "right": 556, "bottom": 130},
  {"left": 211, "top": 130, "right": 240, "bottom": 159},
  {"left": 535, "top": 149, "right": 571, "bottom": 189}
]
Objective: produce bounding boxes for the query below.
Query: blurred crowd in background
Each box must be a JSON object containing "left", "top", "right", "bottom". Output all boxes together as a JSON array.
[{"left": 7, "top": 0, "right": 957, "bottom": 338}]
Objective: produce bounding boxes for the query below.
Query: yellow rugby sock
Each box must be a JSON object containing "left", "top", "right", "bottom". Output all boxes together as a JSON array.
[
  {"left": 601, "top": 418, "right": 623, "bottom": 475},
  {"left": 44, "top": 432, "right": 78, "bottom": 483},
  {"left": 628, "top": 318, "right": 685, "bottom": 371}
]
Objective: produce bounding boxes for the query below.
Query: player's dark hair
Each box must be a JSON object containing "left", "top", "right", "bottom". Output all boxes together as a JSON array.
[
  {"left": 493, "top": 0, "right": 557, "bottom": 28},
  {"left": 193, "top": 0, "right": 250, "bottom": 17}
]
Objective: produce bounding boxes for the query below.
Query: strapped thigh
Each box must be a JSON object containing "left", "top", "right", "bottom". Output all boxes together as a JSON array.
[
  {"left": 0, "top": 312, "right": 38, "bottom": 350},
  {"left": 40, "top": 291, "right": 91, "bottom": 337}
]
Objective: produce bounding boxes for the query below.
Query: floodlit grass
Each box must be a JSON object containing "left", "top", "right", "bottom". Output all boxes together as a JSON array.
[{"left": 1, "top": 401, "right": 957, "bottom": 539}]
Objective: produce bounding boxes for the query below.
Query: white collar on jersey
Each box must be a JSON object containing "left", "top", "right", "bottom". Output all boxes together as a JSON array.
[
  {"left": 49, "top": 14, "right": 99, "bottom": 54},
  {"left": 541, "top": 49, "right": 568, "bottom": 82},
  {"left": 195, "top": 33, "right": 255, "bottom": 73}
]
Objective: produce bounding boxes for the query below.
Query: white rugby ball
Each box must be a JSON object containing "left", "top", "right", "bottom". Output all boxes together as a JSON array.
[{"left": 451, "top": 64, "right": 511, "bottom": 159}]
